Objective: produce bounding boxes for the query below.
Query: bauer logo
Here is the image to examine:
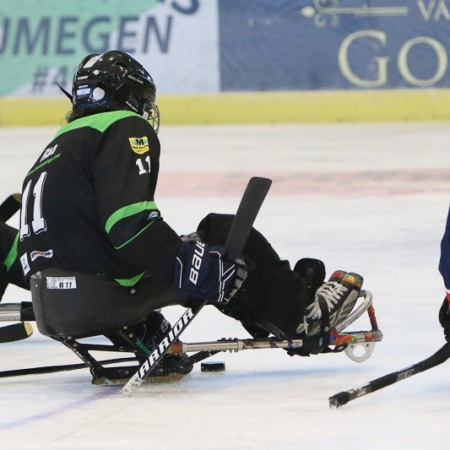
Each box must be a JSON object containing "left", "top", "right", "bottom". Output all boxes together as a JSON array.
[{"left": 129, "top": 136, "right": 149, "bottom": 154}]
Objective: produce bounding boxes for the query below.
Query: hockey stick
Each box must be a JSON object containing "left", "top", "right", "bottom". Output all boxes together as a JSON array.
[
  {"left": 0, "top": 337, "right": 301, "bottom": 380},
  {"left": 0, "top": 357, "right": 134, "bottom": 379},
  {"left": 329, "top": 342, "right": 450, "bottom": 408},
  {"left": 0, "top": 193, "right": 21, "bottom": 221},
  {"left": 0, "top": 302, "right": 34, "bottom": 343},
  {"left": 122, "top": 176, "right": 272, "bottom": 396},
  {"left": 0, "top": 322, "right": 33, "bottom": 343}
]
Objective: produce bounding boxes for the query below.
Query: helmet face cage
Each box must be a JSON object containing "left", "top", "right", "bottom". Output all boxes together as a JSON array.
[
  {"left": 145, "top": 103, "right": 160, "bottom": 135},
  {"left": 72, "top": 51, "right": 160, "bottom": 133}
]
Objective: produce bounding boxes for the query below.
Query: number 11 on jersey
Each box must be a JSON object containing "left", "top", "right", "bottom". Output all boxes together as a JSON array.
[{"left": 20, "top": 171, "right": 48, "bottom": 240}]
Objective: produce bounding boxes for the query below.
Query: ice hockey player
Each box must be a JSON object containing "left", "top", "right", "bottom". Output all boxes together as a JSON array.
[
  {"left": 439, "top": 205, "right": 450, "bottom": 342},
  {"left": 7, "top": 51, "right": 364, "bottom": 378}
]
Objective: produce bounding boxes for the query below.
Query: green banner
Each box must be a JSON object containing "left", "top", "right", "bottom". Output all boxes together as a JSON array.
[{"left": 0, "top": 0, "right": 217, "bottom": 96}]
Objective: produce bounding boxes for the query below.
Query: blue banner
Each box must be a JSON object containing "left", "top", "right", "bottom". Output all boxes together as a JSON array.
[{"left": 219, "top": 0, "right": 450, "bottom": 91}]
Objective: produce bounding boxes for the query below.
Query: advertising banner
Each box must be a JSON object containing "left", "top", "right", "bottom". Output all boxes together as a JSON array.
[
  {"left": 1, "top": 1, "right": 450, "bottom": 96},
  {"left": 0, "top": 0, "right": 219, "bottom": 96},
  {"left": 219, "top": 0, "right": 450, "bottom": 91}
]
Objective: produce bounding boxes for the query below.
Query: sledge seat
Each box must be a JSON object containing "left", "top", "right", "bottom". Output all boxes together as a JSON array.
[
  {"left": 30, "top": 268, "right": 185, "bottom": 339},
  {"left": 30, "top": 268, "right": 192, "bottom": 384}
]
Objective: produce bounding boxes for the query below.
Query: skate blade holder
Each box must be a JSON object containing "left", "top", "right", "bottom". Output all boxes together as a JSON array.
[{"left": 332, "top": 290, "right": 383, "bottom": 363}]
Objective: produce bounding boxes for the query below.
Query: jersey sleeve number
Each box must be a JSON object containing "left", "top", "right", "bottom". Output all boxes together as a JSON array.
[
  {"left": 20, "top": 172, "right": 48, "bottom": 240},
  {"left": 136, "top": 155, "right": 151, "bottom": 175}
]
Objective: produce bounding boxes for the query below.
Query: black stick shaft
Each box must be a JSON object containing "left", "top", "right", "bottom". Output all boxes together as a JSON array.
[
  {"left": 329, "top": 342, "right": 450, "bottom": 408},
  {"left": 0, "top": 193, "right": 21, "bottom": 221},
  {"left": 225, "top": 177, "right": 272, "bottom": 259},
  {"left": 0, "top": 358, "right": 135, "bottom": 378}
]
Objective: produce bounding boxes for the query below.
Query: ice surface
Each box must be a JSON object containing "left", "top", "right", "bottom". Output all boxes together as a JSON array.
[{"left": 1, "top": 122, "right": 449, "bottom": 449}]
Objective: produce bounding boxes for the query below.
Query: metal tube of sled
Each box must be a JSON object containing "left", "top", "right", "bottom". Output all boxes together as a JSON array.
[
  {"left": 170, "top": 338, "right": 304, "bottom": 354},
  {"left": 0, "top": 302, "right": 34, "bottom": 322},
  {"left": 0, "top": 304, "right": 23, "bottom": 321}
]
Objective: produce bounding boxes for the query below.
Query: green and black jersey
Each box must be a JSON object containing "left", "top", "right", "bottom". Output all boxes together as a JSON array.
[{"left": 18, "top": 110, "right": 181, "bottom": 287}]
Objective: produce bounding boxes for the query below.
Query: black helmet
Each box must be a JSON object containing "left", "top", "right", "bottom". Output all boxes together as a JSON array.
[{"left": 71, "top": 50, "right": 159, "bottom": 133}]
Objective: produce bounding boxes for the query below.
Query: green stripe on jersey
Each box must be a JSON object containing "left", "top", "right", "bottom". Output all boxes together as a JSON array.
[
  {"left": 105, "top": 201, "right": 158, "bottom": 234},
  {"left": 54, "top": 110, "right": 144, "bottom": 139},
  {"left": 4, "top": 232, "right": 19, "bottom": 271},
  {"left": 114, "top": 272, "right": 145, "bottom": 287},
  {"left": 114, "top": 221, "right": 155, "bottom": 250},
  {"left": 27, "top": 153, "right": 61, "bottom": 176}
]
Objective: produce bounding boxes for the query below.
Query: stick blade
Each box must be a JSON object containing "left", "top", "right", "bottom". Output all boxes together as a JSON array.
[
  {"left": 329, "top": 392, "right": 350, "bottom": 408},
  {"left": 0, "top": 322, "right": 33, "bottom": 343}
]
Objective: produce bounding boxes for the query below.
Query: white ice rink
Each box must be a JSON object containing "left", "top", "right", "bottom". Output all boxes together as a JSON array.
[{"left": 1, "top": 122, "right": 450, "bottom": 449}]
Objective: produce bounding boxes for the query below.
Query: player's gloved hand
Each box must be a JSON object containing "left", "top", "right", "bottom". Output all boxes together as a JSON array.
[
  {"left": 174, "top": 240, "right": 247, "bottom": 304},
  {"left": 439, "top": 297, "right": 450, "bottom": 342}
]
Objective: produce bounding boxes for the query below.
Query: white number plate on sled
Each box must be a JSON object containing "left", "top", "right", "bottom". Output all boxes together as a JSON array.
[{"left": 46, "top": 276, "right": 77, "bottom": 290}]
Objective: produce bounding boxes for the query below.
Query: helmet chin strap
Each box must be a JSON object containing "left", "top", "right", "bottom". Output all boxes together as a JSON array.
[{"left": 56, "top": 83, "right": 73, "bottom": 102}]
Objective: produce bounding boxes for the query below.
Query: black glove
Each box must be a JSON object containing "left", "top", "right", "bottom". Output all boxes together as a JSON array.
[
  {"left": 439, "top": 297, "right": 450, "bottom": 342},
  {"left": 174, "top": 240, "right": 247, "bottom": 304}
]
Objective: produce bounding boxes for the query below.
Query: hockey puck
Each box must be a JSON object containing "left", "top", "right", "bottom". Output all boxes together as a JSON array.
[{"left": 201, "top": 361, "right": 226, "bottom": 372}]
